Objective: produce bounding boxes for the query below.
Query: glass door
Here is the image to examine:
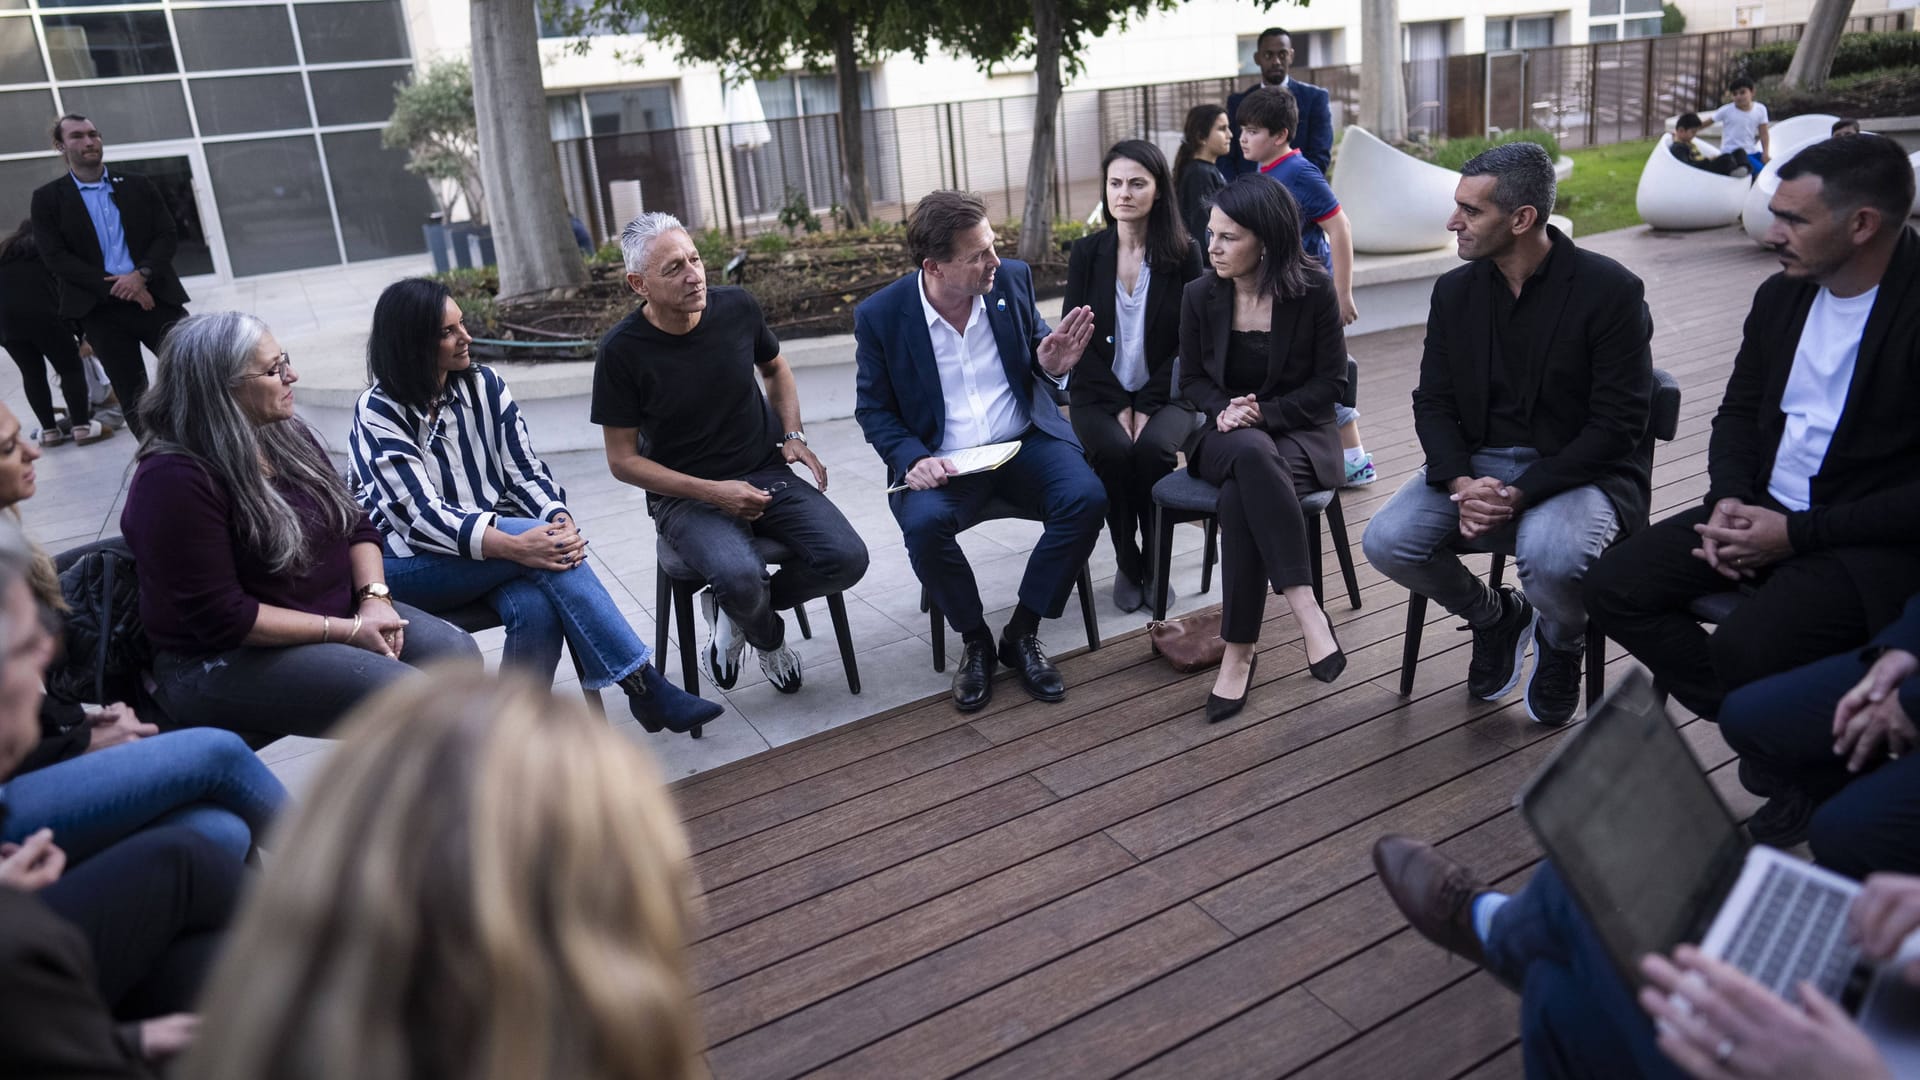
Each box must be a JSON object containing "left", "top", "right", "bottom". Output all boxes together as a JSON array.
[{"left": 113, "top": 145, "right": 227, "bottom": 281}]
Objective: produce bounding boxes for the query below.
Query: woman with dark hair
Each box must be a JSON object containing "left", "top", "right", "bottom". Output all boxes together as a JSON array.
[
  {"left": 1182, "top": 176, "right": 1349, "bottom": 720},
  {"left": 1173, "top": 106, "right": 1231, "bottom": 251},
  {"left": 0, "top": 220, "right": 104, "bottom": 446},
  {"left": 120, "top": 311, "right": 481, "bottom": 740},
  {"left": 1064, "top": 139, "right": 1205, "bottom": 612},
  {"left": 347, "top": 278, "right": 719, "bottom": 736}
]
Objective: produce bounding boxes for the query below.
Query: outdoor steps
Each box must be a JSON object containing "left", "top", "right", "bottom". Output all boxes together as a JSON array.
[{"left": 294, "top": 246, "right": 1468, "bottom": 453}]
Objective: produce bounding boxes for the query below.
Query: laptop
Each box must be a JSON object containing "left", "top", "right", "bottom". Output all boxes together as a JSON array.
[{"left": 1517, "top": 669, "right": 1920, "bottom": 1073}]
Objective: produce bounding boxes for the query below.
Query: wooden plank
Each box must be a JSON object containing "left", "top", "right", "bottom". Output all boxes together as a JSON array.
[{"left": 1287, "top": 972, "right": 1522, "bottom": 1080}]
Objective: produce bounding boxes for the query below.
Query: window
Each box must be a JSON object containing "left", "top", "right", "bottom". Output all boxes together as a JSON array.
[
  {"left": 1590, "top": 23, "right": 1619, "bottom": 39},
  {"left": 191, "top": 74, "right": 309, "bottom": 135},
  {"left": 1487, "top": 15, "right": 1555, "bottom": 50},
  {"left": 1625, "top": 15, "right": 1665, "bottom": 35},
  {"left": 1235, "top": 30, "right": 1338, "bottom": 73},
  {"left": 538, "top": 0, "right": 631, "bottom": 39},
  {"left": 295, "top": 0, "right": 408, "bottom": 64},
  {"left": 308, "top": 65, "right": 410, "bottom": 125},
  {"left": 0, "top": 89, "right": 56, "bottom": 152},
  {"left": 60, "top": 80, "right": 192, "bottom": 140},
  {"left": 174, "top": 7, "right": 297, "bottom": 71},
  {"left": 547, "top": 94, "right": 585, "bottom": 139},
  {"left": 0, "top": 16, "right": 45, "bottom": 85},
  {"left": 324, "top": 129, "right": 433, "bottom": 259},
  {"left": 204, "top": 135, "right": 338, "bottom": 275},
  {"left": 0, "top": 157, "right": 57, "bottom": 221},
  {"left": 585, "top": 85, "right": 675, "bottom": 135},
  {"left": 43, "top": 12, "right": 176, "bottom": 80}
]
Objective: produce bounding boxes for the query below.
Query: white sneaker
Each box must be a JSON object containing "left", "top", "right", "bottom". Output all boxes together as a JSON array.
[
  {"left": 698, "top": 588, "right": 746, "bottom": 690},
  {"left": 71, "top": 421, "right": 113, "bottom": 445},
  {"left": 758, "top": 641, "right": 803, "bottom": 694}
]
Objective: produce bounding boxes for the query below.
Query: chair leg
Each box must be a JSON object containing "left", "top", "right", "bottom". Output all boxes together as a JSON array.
[
  {"left": 1201, "top": 518, "right": 1218, "bottom": 594},
  {"left": 1151, "top": 503, "right": 1175, "bottom": 623},
  {"left": 1308, "top": 510, "right": 1326, "bottom": 609},
  {"left": 1400, "top": 592, "right": 1428, "bottom": 698},
  {"left": 1326, "top": 494, "right": 1363, "bottom": 610},
  {"left": 1489, "top": 553, "right": 1507, "bottom": 591},
  {"left": 653, "top": 567, "right": 672, "bottom": 675},
  {"left": 794, "top": 602, "right": 813, "bottom": 640},
  {"left": 1078, "top": 563, "right": 1101, "bottom": 652},
  {"left": 1584, "top": 632, "right": 1606, "bottom": 713},
  {"left": 568, "top": 646, "right": 605, "bottom": 717},
  {"left": 674, "top": 581, "right": 701, "bottom": 696},
  {"left": 826, "top": 592, "right": 861, "bottom": 694},
  {"left": 925, "top": 587, "right": 945, "bottom": 673}
]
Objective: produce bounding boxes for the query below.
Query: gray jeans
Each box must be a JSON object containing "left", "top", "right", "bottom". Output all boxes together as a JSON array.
[{"left": 1360, "top": 448, "right": 1618, "bottom": 651}]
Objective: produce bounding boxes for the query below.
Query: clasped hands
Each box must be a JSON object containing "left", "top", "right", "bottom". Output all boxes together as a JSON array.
[
  {"left": 1832, "top": 646, "right": 1917, "bottom": 773},
  {"left": 502, "top": 511, "right": 588, "bottom": 571},
  {"left": 1215, "top": 394, "right": 1263, "bottom": 433},
  {"left": 1448, "top": 476, "right": 1527, "bottom": 540},
  {"left": 1691, "top": 498, "right": 1791, "bottom": 580},
  {"left": 105, "top": 270, "right": 155, "bottom": 310}
]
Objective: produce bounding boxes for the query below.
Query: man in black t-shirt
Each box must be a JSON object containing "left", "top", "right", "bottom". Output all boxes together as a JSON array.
[{"left": 592, "top": 212, "right": 868, "bottom": 695}]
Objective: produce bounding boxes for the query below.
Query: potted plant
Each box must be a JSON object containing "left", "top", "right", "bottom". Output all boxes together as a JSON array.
[{"left": 385, "top": 58, "right": 492, "bottom": 269}]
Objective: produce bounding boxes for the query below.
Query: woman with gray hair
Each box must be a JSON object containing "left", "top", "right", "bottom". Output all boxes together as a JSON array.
[{"left": 119, "top": 311, "right": 479, "bottom": 739}]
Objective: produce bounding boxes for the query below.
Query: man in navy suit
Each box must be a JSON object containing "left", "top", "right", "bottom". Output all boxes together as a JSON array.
[
  {"left": 1221, "top": 28, "right": 1334, "bottom": 178},
  {"left": 855, "top": 190, "right": 1106, "bottom": 713}
]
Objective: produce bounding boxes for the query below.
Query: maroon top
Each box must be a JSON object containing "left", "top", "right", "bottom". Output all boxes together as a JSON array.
[{"left": 120, "top": 452, "right": 382, "bottom": 655}]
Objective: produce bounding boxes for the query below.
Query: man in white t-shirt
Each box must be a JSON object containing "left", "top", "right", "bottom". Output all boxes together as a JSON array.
[
  {"left": 1711, "top": 76, "right": 1771, "bottom": 177},
  {"left": 1586, "top": 133, "right": 1920, "bottom": 733}
]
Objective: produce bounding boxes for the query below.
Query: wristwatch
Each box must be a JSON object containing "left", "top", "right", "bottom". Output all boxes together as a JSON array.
[
  {"left": 355, "top": 582, "right": 394, "bottom": 606},
  {"left": 782, "top": 431, "right": 808, "bottom": 446}
]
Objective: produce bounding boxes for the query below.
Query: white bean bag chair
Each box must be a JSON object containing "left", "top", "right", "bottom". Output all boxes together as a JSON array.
[
  {"left": 1910, "top": 150, "right": 1920, "bottom": 217},
  {"left": 1332, "top": 126, "right": 1459, "bottom": 253},
  {"left": 1637, "top": 134, "right": 1747, "bottom": 230},
  {"left": 1549, "top": 213, "right": 1574, "bottom": 238},
  {"left": 1743, "top": 115, "right": 1842, "bottom": 245}
]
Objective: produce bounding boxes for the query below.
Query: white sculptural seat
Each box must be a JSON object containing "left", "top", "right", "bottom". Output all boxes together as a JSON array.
[
  {"left": 1637, "top": 134, "right": 1748, "bottom": 231},
  {"left": 1332, "top": 126, "right": 1460, "bottom": 254},
  {"left": 1743, "top": 114, "right": 1840, "bottom": 245}
]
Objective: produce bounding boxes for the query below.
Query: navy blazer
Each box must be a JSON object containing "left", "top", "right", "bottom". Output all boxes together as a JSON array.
[
  {"left": 854, "top": 259, "right": 1076, "bottom": 483},
  {"left": 30, "top": 169, "right": 189, "bottom": 320},
  {"left": 1221, "top": 78, "right": 1334, "bottom": 177}
]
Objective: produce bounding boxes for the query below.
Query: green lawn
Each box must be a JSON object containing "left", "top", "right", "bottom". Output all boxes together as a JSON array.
[{"left": 1556, "top": 137, "right": 1657, "bottom": 237}]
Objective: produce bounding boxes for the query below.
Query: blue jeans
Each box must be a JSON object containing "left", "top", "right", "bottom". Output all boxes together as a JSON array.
[
  {"left": 1361, "top": 448, "right": 1619, "bottom": 652},
  {"left": 0, "top": 728, "right": 287, "bottom": 863},
  {"left": 383, "top": 517, "right": 647, "bottom": 690},
  {"left": 1485, "top": 863, "right": 1685, "bottom": 1080}
]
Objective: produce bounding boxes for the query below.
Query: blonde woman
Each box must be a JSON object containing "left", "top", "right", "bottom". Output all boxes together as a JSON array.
[{"left": 180, "top": 674, "right": 703, "bottom": 1080}]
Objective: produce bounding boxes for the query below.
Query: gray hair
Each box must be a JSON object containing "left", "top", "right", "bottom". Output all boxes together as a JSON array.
[
  {"left": 1461, "top": 142, "right": 1558, "bottom": 231},
  {"left": 621, "top": 212, "right": 688, "bottom": 275},
  {"left": 134, "top": 311, "right": 362, "bottom": 574}
]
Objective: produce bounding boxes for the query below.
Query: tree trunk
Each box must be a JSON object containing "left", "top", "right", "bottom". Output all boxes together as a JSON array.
[
  {"left": 833, "top": 16, "right": 871, "bottom": 228},
  {"left": 1017, "top": 0, "right": 1063, "bottom": 264},
  {"left": 1360, "top": 0, "right": 1408, "bottom": 144},
  {"left": 470, "top": 0, "right": 587, "bottom": 298},
  {"left": 1781, "top": 0, "right": 1853, "bottom": 91}
]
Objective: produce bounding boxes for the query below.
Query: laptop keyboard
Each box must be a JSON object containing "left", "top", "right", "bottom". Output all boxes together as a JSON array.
[{"left": 1724, "top": 863, "right": 1861, "bottom": 1001}]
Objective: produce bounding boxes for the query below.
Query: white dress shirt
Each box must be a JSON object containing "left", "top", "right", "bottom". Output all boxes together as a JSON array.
[
  {"left": 1767, "top": 284, "right": 1876, "bottom": 512},
  {"left": 917, "top": 271, "right": 1062, "bottom": 453},
  {"left": 1111, "top": 262, "right": 1152, "bottom": 393}
]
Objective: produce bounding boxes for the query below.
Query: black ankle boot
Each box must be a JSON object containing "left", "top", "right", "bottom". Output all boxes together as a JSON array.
[{"left": 621, "top": 664, "right": 724, "bottom": 738}]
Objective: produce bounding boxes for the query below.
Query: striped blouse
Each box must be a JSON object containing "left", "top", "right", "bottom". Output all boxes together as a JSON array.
[{"left": 347, "top": 364, "right": 569, "bottom": 560}]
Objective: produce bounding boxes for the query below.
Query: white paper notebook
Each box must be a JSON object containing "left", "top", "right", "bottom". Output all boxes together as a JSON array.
[{"left": 886, "top": 440, "right": 1022, "bottom": 492}]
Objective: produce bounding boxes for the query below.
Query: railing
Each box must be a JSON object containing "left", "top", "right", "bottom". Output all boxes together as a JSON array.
[{"left": 553, "top": 11, "right": 1910, "bottom": 243}]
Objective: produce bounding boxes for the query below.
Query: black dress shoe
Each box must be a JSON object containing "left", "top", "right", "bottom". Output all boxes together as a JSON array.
[
  {"left": 953, "top": 638, "right": 998, "bottom": 713},
  {"left": 1112, "top": 573, "right": 1145, "bottom": 614},
  {"left": 1308, "top": 628, "right": 1347, "bottom": 684},
  {"left": 998, "top": 633, "right": 1066, "bottom": 702},
  {"left": 1204, "top": 651, "right": 1259, "bottom": 723}
]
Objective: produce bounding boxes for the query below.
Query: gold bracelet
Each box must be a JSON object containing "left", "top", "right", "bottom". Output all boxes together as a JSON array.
[
  {"left": 322, "top": 615, "right": 331, "bottom": 644},
  {"left": 350, "top": 614, "right": 363, "bottom": 642}
]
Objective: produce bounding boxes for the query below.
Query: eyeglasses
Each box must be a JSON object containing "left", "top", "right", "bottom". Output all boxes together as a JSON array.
[{"left": 239, "top": 352, "right": 295, "bottom": 382}]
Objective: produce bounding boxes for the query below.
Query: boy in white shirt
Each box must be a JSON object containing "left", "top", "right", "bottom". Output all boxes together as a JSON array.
[{"left": 1711, "top": 76, "right": 1770, "bottom": 178}]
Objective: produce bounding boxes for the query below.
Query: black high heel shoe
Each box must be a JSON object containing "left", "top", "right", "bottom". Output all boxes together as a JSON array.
[
  {"left": 1307, "top": 626, "right": 1347, "bottom": 684},
  {"left": 1205, "top": 651, "right": 1259, "bottom": 724}
]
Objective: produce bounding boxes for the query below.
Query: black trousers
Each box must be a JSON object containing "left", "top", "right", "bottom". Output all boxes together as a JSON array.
[
  {"left": 1188, "top": 426, "right": 1320, "bottom": 644},
  {"left": 1070, "top": 401, "right": 1194, "bottom": 581},
  {"left": 1584, "top": 504, "right": 1870, "bottom": 718},
  {"left": 38, "top": 824, "right": 242, "bottom": 1018},
  {"left": 79, "top": 300, "right": 186, "bottom": 436},
  {"left": 4, "top": 319, "right": 89, "bottom": 430},
  {"left": 1721, "top": 650, "right": 1920, "bottom": 878}
]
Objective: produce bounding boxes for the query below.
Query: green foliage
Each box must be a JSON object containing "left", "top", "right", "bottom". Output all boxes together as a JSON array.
[
  {"left": 1733, "top": 30, "right": 1920, "bottom": 81},
  {"left": 1761, "top": 65, "right": 1920, "bottom": 121},
  {"left": 692, "top": 228, "right": 738, "bottom": 272},
  {"left": 777, "top": 186, "right": 823, "bottom": 236},
  {"left": 1429, "top": 129, "right": 1562, "bottom": 172},
  {"left": 430, "top": 266, "right": 501, "bottom": 334},
  {"left": 1553, "top": 138, "right": 1655, "bottom": 236},
  {"left": 750, "top": 231, "right": 791, "bottom": 254},
  {"left": 1662, "top": 2, "right": 1685, "bottom": 34},
  {"left": 383, "top": 58, "right": 482, "bottom": 222}
]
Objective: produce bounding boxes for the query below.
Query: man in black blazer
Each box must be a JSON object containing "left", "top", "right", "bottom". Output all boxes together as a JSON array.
[
  {"left": 1586, "top": 135, "right": 1920, "bottom": 730},
  {"left": 1220, "top": 27, "right": 1335, "bottom": 177},
  {"left": 855, "top": 190, "right": 1104, "bottom": 712},
  {"left": 31, "top": 114, "right": 190, "bottom": 436},
  {"left": 1361, "top": 143, "right": 1652, "bottom": 728}
]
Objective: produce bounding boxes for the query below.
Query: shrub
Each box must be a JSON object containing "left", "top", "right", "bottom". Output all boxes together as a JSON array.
[
  {"left": 1429, "top": 128, "right": 1562, "bottom": 172},
  {"left": 1662, "top": 2, "right": 1685, "bottom": 34},
  {"left": 1733, "top": 30, "right": 1920, "bottom": 82}
]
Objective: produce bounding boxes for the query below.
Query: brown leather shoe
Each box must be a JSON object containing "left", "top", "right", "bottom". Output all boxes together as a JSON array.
[{"left": 1371, "top": 834, "right": 1491, "bottom": 968}]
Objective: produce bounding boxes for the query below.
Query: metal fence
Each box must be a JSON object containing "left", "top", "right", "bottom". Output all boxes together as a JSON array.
[{"left": 554, "top": 11, "right": 1911, "bottom": 244}]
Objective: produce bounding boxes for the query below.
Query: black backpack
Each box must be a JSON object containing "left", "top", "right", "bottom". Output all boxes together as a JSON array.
[{"left": 48, "top": 538, "right": 153, "bottom": 710}]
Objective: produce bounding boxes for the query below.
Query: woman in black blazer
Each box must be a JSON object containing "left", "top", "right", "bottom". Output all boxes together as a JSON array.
[
  {"left": 1063, "top": 140, "right": 1204, "bottom": 613},
  {"left": 1182, "top": 176, "right": 1349, "bottom": 721}
]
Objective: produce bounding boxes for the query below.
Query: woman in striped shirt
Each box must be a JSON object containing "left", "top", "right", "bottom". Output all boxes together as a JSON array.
[{"left": 347, "top": 278, "right": 720, "bottom": 736}]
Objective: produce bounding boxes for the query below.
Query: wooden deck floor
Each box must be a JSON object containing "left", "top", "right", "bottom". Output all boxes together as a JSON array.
[{"left": 670, "top": 226, "right": 1783, "bottom": 1080}]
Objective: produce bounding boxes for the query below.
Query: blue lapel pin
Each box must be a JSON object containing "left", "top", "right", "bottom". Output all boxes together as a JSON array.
[{"left": 995, "top": 298, "right": 1006, "bottom": 311}]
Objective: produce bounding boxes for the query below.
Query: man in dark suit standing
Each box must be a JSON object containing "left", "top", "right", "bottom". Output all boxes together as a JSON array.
[
  {"left": 855, "top": 190, "right": 1106, "bottom": 713},
  {"left": 1361, "top": 143, "right": 1652, "bottom": 728},
  {"left": 1586, "top": 135, "right": 1920, "bottom": 729},
  {"left": 1220, "top": 28, "right": 1334, "bottom": 178},
  {"left": 31, "top": 114, "right": 189, "bottom": 436}
]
